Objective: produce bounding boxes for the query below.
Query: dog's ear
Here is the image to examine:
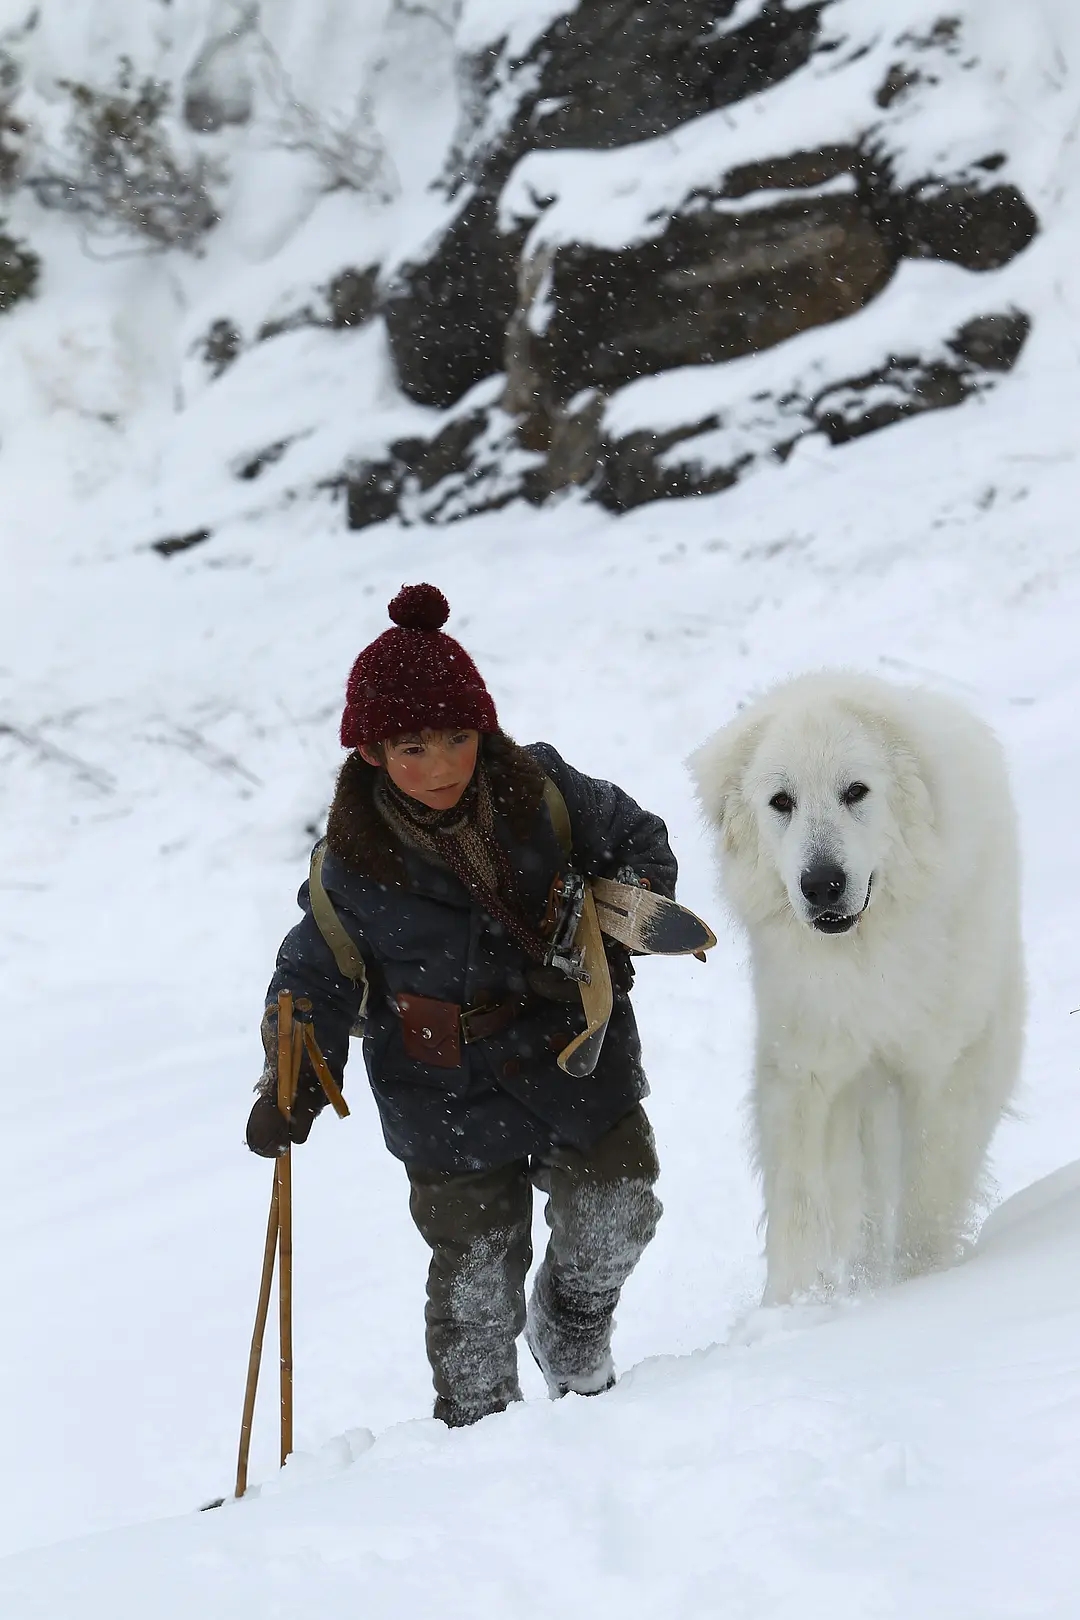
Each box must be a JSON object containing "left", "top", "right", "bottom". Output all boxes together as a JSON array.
[{"left": 687, "top": 712, "right": 768, "bottom": 852}]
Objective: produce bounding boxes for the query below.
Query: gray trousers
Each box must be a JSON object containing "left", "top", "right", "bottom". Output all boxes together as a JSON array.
[{"left": 407, "top": 1106, "right": 662, "bottom": 1426}]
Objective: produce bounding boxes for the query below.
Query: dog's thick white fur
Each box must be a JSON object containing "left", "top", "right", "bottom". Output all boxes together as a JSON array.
[{"left": 689, "top": 672, "right": 1024, "bottom": 1304}]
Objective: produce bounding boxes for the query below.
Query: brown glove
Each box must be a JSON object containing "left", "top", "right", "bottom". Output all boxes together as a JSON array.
[{"left": 245, "top": 1091, "right": 320, "bottom": 1158}]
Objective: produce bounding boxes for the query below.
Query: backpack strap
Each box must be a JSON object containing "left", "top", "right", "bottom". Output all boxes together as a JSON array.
[
  {"left": 543, "top": 776, "right": 573, "bottom": 860},
  {"left": 308, "top": 841, "right": 370, "bottom": 1022}
]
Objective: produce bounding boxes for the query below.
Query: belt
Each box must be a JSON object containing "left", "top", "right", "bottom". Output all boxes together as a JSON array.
[
  {"left": 393, "top": 991, "right": 533, "bottom": 1069},
  {"left": 459, "top": 994, "right": 531, "bottom": 1044}
]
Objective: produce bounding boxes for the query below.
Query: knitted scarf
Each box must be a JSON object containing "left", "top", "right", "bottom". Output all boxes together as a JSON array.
[{"left": 374, "top": 766, "right": 552, "bottom": 965}]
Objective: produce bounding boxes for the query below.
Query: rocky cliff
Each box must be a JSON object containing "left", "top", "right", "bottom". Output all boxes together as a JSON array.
[{"left": 347, "top": 0, "right": 1036, "bottom": 528}]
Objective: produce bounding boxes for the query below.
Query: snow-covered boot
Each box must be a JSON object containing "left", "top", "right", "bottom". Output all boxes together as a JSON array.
[
  {"left": 434, "top": 1377, "right": 523, "bottom": 1428},
  {"left": 525, "top": 1262, "right": 618, "bottom": 1399}
]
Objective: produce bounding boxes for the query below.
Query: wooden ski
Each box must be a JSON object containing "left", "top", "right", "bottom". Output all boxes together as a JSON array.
[
  {"left": 556, "top": 884, "right": 613, "bottom": 1078},
  {"left": 591, "top": 878, "right": 717, "bottom": 957}
]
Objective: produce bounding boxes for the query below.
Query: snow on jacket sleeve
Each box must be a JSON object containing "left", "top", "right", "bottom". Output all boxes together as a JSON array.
[
  {"left": 264, "top": 879, "right": 364, "bottom": 1102},
  {"left": 527, "top": 743, "right": 678, "bottom": 899}
]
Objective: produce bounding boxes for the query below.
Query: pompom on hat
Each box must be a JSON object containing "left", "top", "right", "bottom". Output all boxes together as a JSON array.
[{"left": 340, "top": 584, "right": 498, "bottom": 748}]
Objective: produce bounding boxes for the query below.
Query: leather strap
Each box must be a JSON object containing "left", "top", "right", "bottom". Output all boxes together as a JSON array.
[
  {"left": 543, "top": 776, "right": 573, "bottom": 859},
  {"left": 460, "top": 994, "right": 531, "bottom": 1044},
  {"left": 308, "top": 841, "right": 370, "bottom": 1021},
  {"left": 390, "top": 992, "right": 530, "bottom": 1048}
]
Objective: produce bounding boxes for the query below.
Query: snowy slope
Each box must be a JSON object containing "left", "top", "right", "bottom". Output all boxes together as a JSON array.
[
  {"left": 3, "top": 1, "right": 1080, "bottom": 1615},
  {"left": 3, "top": 1159, "right": 1079, "bottom": 1618}
]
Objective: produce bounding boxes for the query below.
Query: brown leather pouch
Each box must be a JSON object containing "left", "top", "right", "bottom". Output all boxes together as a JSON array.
[{"left": 396, "top": 993, "right": 462, "bottom": 1069}]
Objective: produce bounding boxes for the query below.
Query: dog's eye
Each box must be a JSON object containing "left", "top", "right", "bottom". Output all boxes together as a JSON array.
[
  {"left": 769, "top": 791, "right": 794, "bottom": 814},
  {"left": 842, "top": 782, "right": 870, "bottom": 806}
]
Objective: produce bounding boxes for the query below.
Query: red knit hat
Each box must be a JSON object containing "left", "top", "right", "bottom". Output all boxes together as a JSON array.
[{"left": 340, "top": 584, "right": 498, "bottom": 748}]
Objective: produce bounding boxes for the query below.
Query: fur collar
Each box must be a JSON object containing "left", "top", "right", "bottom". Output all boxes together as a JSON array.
[{"left": 325, "top": 731, "right": 547, "bottom": 887}]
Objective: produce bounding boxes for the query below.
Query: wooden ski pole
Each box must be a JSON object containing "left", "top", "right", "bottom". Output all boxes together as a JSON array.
[
  {"left": 234, "top": 1175, "right": 280, "bottom": 1500},
  {"left": 222, "top": 992, "right": 343, "bottom": 1505},
  {"left": 276, "top": 990, "right": 301, "bottom": 1471},
  {"left": 232, "top": 989, "right": 301, "bottom": 1499}
]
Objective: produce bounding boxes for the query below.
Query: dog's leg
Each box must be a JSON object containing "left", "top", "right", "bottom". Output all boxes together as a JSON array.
[
  {"left": 857, "top": 1070, "right": 902, "bottom": 1289},
  {"left": 896, "top": 1078, "right": 974, "bottom": 1278},
  {"left": 897, "top": 1002, "right": 1019, "bottom": 1278},
  {"left": 755, "top": 1061, "right": 838, "bottom": 1304},
  {"left": 824, "top": 1081, "right": 867, "bottom": 1293}
]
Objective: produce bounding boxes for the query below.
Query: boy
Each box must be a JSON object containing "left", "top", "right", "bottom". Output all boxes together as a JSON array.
[{"left": 247, "top": 583, "right": 676, "bottom": 1427}]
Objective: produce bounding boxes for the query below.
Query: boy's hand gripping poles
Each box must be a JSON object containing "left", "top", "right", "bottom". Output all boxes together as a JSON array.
[{"left": 205, "top": 991, "right": 348, "bottom": 1508}]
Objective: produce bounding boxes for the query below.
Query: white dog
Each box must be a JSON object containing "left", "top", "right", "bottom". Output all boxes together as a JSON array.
[{"left": 690, "top": 672, "right": 1024, "bottom": 1304}]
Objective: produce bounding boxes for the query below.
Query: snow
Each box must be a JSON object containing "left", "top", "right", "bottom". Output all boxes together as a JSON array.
[
  {"left": 2, "top": 1163, "right": 1080, "bottom": 1616},
  {"left": 3, "top": 0, "right": 1080, "bottom": 1614}
]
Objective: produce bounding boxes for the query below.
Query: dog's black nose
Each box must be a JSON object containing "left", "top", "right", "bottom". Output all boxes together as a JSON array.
[{"left": 800, "top": 863, "right": 847, "bottom": 908}]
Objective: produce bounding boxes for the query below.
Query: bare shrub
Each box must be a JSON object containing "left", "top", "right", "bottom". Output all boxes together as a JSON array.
[
  {"left": 254, "top": 33, "right": 397, "bottom": 201},
  {"left": 27, "top": 57, "right": 219, "bottom": 251}
]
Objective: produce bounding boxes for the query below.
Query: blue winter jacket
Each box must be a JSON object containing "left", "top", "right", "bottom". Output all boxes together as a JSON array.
[{"left": 266, "top": 733, "right": 676, "bottom": 1172}]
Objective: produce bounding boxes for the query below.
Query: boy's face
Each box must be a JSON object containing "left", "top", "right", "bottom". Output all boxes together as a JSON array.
[{"left": 360, "top": 728, "right": 480, "bottom": 810}]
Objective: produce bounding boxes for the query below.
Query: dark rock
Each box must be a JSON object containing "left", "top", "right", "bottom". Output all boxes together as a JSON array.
[
  {"left": 946, "top": 310, "right": 1030, "bottom": 370},
  {"left": 365, "top": 0, "right": 1040, "bottom": 514},
  {"left": 383, "top": 191, "right": 521, "bottom": 406},
  {"left": 235, "top": 439, "right": 292, "bottom": 481},
  {"left": 415, "top": 403, "right": 541, "bottom": 523},
  {"left": 895, "top": 180, "right": 1038, "bottom": 270},
  {"left": 195, "top": 317, "right": 242, "bottom": 378},
  {"left": 874, "top": 63, "right": 923, "bottom": 110},
  {"left": 719, "top": 146, "right": 856, "bottom": 198},
  {"left": 861, "top": 16, "right": 1038, "bottom": 270},
  {"left": 398, "top": 388, "right": 546, "bottom": 525},
  {"left": 388, "top": 434, "right": 430, "bottom": 470},
  {"left": 456, "top": 0, "right": 825, "bottom": 176},
  {"left": 337, "top": 419, "right": 509, "bottom": 534},
  {"left": 517, "top": 185, "right": 895, "bottom": 404},
  {"left": 0, "top": 223, "right": 39, "bottom": 313},
  {"left": 517, "top": 0, "right": 825, "bottom": 154},
  {"left": 872, "top": 19, "right": 965, "bottom": 111},
  {"left": 328, "top": 266, "right": 378, "bottom": 329},
  {"left": 339, "top": 384, "right": 550, "bottom": 531},
  {"left": 258, "top": 265, "right": 380, "bottom": 342},
  {"left": 595, "top": 306, "right": 1031, "bottom": 511},
  {"left": 386, "top": 0, "right": 826, "bottom": 409},
  {"left": 410, "top": 410, "right": 491, "bottom": 493},
  {"left": 595, "top": 417, "right": 746, "bottom": 512},
  {"left": 152, "top": 527, "right": 212, "bottom": 558},
  {"left": 345, "top": 458, "right": 404, "bottom": 530},
  {"left": 812, "top": 357, "right": 973, "bottom": 444}
]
